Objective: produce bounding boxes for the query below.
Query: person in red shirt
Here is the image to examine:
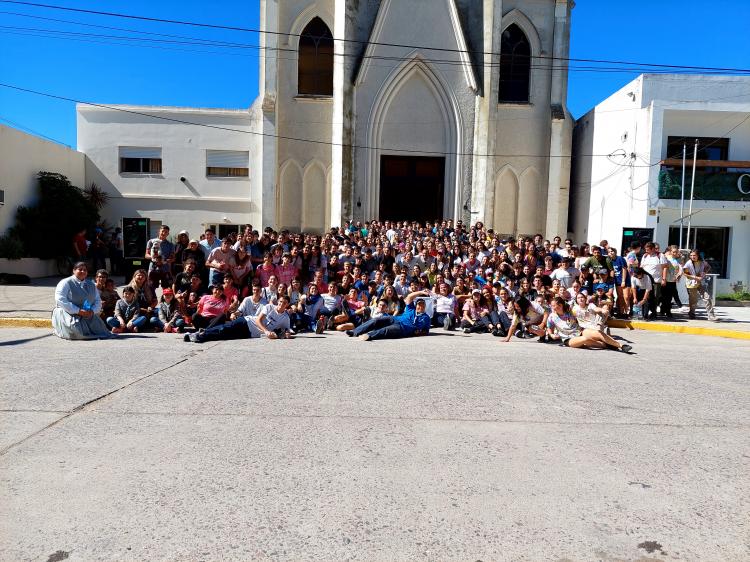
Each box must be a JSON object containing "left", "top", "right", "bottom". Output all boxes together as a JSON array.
[{"left": 73, "top": 228, "right": 88, "bottom": 261}]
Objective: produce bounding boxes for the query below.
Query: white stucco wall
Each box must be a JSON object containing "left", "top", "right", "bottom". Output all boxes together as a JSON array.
[
  {"left": 572, "top": 74, "right": 750, "bottom": 291},
  {"left": 77, "top": 105, "right": 259, "bottom": 238},
  {"left": 0, "top": 124, "right": 85, "bottom": 235}
]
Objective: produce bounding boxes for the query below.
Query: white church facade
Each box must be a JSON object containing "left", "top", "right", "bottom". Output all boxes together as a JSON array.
[{"left": 79, "top": 0, "right": 575, "bottom": 238}]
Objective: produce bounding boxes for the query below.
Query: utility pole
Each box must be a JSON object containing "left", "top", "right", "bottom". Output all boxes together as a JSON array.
[
  {"left": 679, "top": 143, "right": 686, "bottom": 248},
  {"left": 685, "top": 139, "right": 699, "bottom": 249}
]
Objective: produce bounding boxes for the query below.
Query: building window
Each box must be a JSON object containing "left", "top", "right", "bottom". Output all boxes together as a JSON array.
[
  {"left": 206, "top": 223, "right": 244, "bottom": 239},
  {"left": 206, "top": 150, "right": 249, "bottom": 177},
  {"left": 499, "top": 24, "right": 531, "bottom": 104},
  {"left": 666, "top": 136, "right": 730, "bottom": 162},
  {"left": 668, "top": 226, "right": 730, "bottom": 278},
  {"left": 119, "top": 147, "right": 162, "bottom": 174},
  {"left": 298, "top": 17, "right": 334, "bottom": 96}
]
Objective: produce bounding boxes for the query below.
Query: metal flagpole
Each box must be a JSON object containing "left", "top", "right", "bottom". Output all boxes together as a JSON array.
[
  {"left": 679, "top": 143, "right": 686, "bottom": 248},
  {"left": 685, "top": 139, "right": 699, "bottom": 249}
]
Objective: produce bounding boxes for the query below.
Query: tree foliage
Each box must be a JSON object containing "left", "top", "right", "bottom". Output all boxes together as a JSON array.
[{"left": 10, "top": 172, "right": 99, "bottom": 259}]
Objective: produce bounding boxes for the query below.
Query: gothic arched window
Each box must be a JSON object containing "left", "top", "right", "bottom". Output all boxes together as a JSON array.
[
  {"left": 499, "top": 24, "right": 531, "bottom": 103},
  {"left": 298, "top": 17, "right": 334, "bottom": 96}
]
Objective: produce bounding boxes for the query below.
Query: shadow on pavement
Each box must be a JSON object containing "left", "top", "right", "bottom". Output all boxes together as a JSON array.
[{"left": 0, "top": 333, "right": 53, "bottom": 346}]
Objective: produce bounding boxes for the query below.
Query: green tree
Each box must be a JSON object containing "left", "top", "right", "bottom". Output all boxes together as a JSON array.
[{"left": 10, "top": 172, "right": 99, "bottom": 259}]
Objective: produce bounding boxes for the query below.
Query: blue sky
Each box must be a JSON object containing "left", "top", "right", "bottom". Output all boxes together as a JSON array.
[{"left": 0, "top": 0, "right": 748, "bottom": 149}]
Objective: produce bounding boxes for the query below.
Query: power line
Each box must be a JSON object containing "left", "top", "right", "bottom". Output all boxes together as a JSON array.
[
  {"left": 5, "top": 20, "right": 749, "bottom": 78},
  {"left": 3, "top": 0, "right": 750, "bottom": 75},
  {"left": 0, "top": 113, "right": 70, "bottom": 146},
  {"left": 0, "top": 80, "right": 621, "bottom": 159}
]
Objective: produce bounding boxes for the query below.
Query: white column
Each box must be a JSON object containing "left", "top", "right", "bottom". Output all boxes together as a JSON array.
[
  {"left": 472, "top": 0, "right": 502, "bottom": 225},
  {"left": 259, "top": 0, "right": 279, "bottom": 229},
  {"left": 545, "top": 0, "right": 573, "bottom": 238},
  {"left": 329, "top": 0, "right": 346, "bottom": 228}
]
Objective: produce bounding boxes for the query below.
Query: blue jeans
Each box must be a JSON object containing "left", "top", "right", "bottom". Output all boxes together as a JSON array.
[
  {"left": 352, "top": 315, "right": 405, "bottom": 340},
  {"left": 150, "top": 317, "right": 186, "bottom": 331},
  {"left": 433, "top": 312, "right": 456, "bottom": 328},
  {"left": 107, "top": 316, "right": 147, "bottom": 330}
]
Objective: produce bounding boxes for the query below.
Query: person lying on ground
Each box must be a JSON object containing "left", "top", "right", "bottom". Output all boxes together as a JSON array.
[
  {"left": 185, "top": 294, "right": 293, "bottom": 343},
  {"left": 349, "top": 289, "right": 432, "bottom": 341}
]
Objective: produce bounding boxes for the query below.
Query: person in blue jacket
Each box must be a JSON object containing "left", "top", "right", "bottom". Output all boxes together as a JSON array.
[{"left": 348, "top": 289, "right": 431, "bottom": 341}]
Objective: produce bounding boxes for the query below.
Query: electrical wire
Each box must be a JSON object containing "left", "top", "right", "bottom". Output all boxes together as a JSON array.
[
  {"left": 0, "top": 80, "right": 622, "bottom": 159},
  {"left": 2, "top": 0, "right": 750, "bottom": 75},
  {"left": 5, "top": 22, "right": 750, "bottom": 78}
]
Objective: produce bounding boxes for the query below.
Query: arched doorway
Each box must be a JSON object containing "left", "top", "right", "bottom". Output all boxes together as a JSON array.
[{"left": 366, "top": 56, "right": 461, "bottom": 222}]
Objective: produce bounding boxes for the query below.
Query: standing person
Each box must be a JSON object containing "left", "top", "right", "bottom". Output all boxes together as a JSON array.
[
  {"left": 639, "top": 242, "right": 667, "bottom": 319},
  {"left": 205, "top": 237, "right": 237, "bottom": 287},
  {"left": 199, "top": 228, "right": 220, "bottom": 261},
  {"left": 682, "top": 250, "right": 717, "bottom": 321},
  {"left": 72, "top": 228, "right": 88, "bottom": 264},
  {"left": 90, "top": 228, "right": 108, "bottom": 272},
  {"left": 145, "top": 225, "right": 175, "bottom": 285},
  {"left": 661, "top": 245, "right": 683, "bottom": 319},
  {"left": 52, "top": 262, "right": 112, "bottom": 340},
  {"left": 173, "top": 230, "right": 190, "bottom": 275},
  {"left": 349, "top": 289, "right": 432, "bottom": 341},
  {"left": 109, "top": 227, "right": 123, "bottom": 275},
  {"left": 607, "top": 247, "right": 631, "bottom": 318}
]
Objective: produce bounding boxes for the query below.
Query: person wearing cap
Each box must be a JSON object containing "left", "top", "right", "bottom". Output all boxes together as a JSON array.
[
  {"left": 349, "top": 289, "right": 431, "bottom": 341},
  {"left": 151, "top": 288, "right": 185, "bottom": 333}
]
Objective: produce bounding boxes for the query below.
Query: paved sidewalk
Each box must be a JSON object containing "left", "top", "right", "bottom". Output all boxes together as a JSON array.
[{"left": 0, "top": 276, "right": 126, "bottom": 319}]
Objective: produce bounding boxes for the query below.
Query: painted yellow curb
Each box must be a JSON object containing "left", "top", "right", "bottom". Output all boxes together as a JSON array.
[
  {"left": 609, "top": 319, "right": 750, "bottom": 341},
  {"left": 0, "top": 317, "right": 52, "bottom": 329}
]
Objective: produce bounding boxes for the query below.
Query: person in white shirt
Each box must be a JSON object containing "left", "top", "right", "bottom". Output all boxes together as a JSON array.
[
  {"left": 630, "top": 267, "right": 655, "bottom": 320},
  {"left": 186, "top": 295, "right": 292, "bottom": 342},
  {"left": 639, "top": 242, "right": 667, "bottom": 318},
  {"left": 549, "top": 257, "right": 579, "bottom": 289},
  {"left": 430, "top": 282, "right": 457, "bottom": 330}
]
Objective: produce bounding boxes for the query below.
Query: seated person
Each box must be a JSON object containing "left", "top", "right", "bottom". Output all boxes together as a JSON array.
[
  {"left": 95, "top": 269, "right": 119, "bottom": 321},
  {"left": 52, "top": 261, "right": 112, "bottom": 340},
  {"left": 349, "top": 289, "right": 431, "bottom": 341},
  {"left": 185, "top": 295, "right": 293, "bottom": 343},
  {"left": 430, "top": 282, "right": 457, "bottom": 330},
  {"left": 192, "top": 284, "right": 229, "bottom": 329},
  {"left": 151, "top": 288, "right": 186, "bottom": 333},
  {"left": 107, "top": 286, "right": 147, "bottom": 333},
  {"left": 335, "top": 288, "right": 369, "bottom": 332}
]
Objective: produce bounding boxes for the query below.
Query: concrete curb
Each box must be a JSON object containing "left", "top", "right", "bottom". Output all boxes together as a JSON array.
[
  {"left": 1, "top": 316, "right": 748, "bottom": 342},
  {"left": 0, "top": 317, "right": 52, "bottom": 329},
  {"left": 608, "top": 319, "right": 750, "bottom": 341}
]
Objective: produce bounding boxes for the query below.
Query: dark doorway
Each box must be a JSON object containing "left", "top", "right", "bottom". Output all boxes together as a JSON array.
[
  {"left": 380, "top": 155, "right": 445, "bottom": 223},
  {"left": 621, "top": 227, "right": 654, "bottom": 253}
]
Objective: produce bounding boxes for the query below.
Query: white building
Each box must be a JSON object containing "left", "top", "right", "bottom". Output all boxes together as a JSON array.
[
  {"left": 0, "top": 123, "right": 85, "bottom": 235},
  {"left": 79, "top": 0, "right": 575, "bottom": 239},
  {"left": 571, "top": 74, "right": 750, "bottom": 293}
]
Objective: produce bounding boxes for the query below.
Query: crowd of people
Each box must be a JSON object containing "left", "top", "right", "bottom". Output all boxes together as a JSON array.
[{"left": 51, "top": 219, "right": 719, "bottom": 351}]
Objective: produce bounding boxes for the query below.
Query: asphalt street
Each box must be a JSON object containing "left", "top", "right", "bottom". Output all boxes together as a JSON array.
[{"left": 0, "top": 328, "right": 748, "bottom": 561}]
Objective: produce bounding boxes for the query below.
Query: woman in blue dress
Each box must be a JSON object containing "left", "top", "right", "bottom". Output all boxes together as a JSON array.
[{"left": 52, "top": 262, "right": 113, "bottom": 340}]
